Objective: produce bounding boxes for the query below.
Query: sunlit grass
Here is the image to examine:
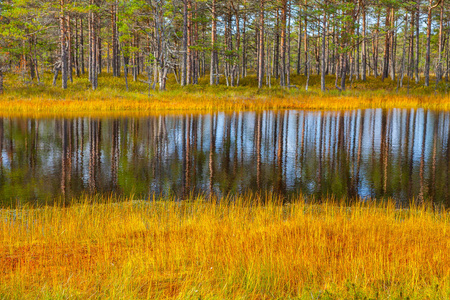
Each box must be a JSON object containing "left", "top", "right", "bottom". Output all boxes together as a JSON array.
[
  {"left": 1, "top": 72, "right": 450, "bottom": 117},
  {"left": 1, "top": 195, "right": 449, "bottom": 299}
]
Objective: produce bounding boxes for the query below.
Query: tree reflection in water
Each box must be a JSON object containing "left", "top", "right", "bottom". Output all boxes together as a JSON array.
[{"left": 0, "top": 109, "right": 448, "bottom": 206}]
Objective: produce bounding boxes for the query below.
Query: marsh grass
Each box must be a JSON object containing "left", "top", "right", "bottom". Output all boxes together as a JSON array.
[
  {"left": 1, "top": 72, "right": 450, "bottom": 117},
  {"left": 1, "top": 195, "right": 449, "bottom": 299}
]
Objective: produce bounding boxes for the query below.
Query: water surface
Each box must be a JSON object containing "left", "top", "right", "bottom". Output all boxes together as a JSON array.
[{"left": 1, "top": 109, "right": 449, "bottom": 206}]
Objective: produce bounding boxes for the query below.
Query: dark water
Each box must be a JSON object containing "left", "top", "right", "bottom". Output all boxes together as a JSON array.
[{"left": 0, "top": 109, "right": 449, "bottom": 206}]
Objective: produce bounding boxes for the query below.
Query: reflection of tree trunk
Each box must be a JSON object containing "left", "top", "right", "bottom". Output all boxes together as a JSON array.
[
  {"left": 0, "top": 119, "right": 3, "bottom": 167},
  {"left": 256, "top": 113, "right": 262, "bottom": 190},
  {"left": 233, "top": 113, "right": 238, "bottom": 178},
  {"left": 182, "top": 115, "right": 191, "bottom": 198},
  {"left": 89, "top": 119, "right": 101, "bottom": 193},
  {"left": 111, "top": 119, "right": 119, "bottom": 191},
  {"left": 192, "top": 115, "right": 198, "bottom": 191},
  {"left": 408, "top": 110, "right": 417, "bottom": 199},
  {"left": 61, "top": 120, "right": 71, "bottom": 197},
  {"left": 446, "top": 116, "right": 450, "bottom": 205},
  {"left": 29, "top": 120, "right": 37, "bottom": 175},
  {"left": 380, "top": 110, "right": 388, "bottom": 195},
  {"left": 186, "top": 115, "right": 191, "bottom": 195},
  {"left": 418, "top": 111, "right": 428, "bottom": 204},
  {"left": 224, "top": 114, "right": 232, "bottom": 194},
  {"left": 275, "top": 112, "right": 285, "bottom": 195},
  {"left": 402, "top": 110, "right": 410, "bottom": 204},
  {"left": 429, "top": 114, "right": 438, "bottom": 201},
  {"left": 317, "top": 112, "right": 324, "bottom": 197},
  {"left": 354, "top": 110, "right": 365, "bottom": 196},
  {"left": 209, "top": 113, "right": 216, "bottom": 196}
]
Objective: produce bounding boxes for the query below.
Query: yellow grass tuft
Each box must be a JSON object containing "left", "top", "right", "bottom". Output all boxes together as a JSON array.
[
  {"left": 1, "top": 73, "right": 450, "bottom": 118},
  {"left": 1, "top": 195, "right": 449, "bottom": 299}
]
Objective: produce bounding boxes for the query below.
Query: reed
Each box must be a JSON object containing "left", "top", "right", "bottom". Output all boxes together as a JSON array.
[
  {"left": 2, "top": 73, "right": 450, "bottom": 118},
  {"left": 1, "top": 195, "right": 449, "bottom": 299}
]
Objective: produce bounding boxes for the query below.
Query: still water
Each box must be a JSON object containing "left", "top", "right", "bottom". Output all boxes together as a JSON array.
[{"left": 0, "top": 109, "right": 449, "bottom": 206}]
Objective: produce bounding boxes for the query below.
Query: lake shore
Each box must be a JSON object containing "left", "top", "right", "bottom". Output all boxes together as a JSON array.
[
  {"left": 2, "top": 73, "right": 450, "bottom": 117},
  {"left": 1, "top": 196, "right": 449, "bottom": 299}
]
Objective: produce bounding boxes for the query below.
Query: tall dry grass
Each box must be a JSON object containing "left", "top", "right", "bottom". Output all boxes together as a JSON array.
[
  {"left": 1, "top": 72, "right": 450, "bottom": 117},
  {"left": 1, "top": 195, "right": 449, "bottom": 299}
]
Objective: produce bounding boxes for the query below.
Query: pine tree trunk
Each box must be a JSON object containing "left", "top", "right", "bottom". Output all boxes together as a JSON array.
[
  {"left": 112, "top": 2, "right": 119, "bottom": 77},
  {"left": 75, "top": 17, "right": 80, "bottom": 77},
  {"left": 257, "top": 0, "right": 264, "bottom": 89},
  {"left": 89, "top": 0, "right": 98, "bottom": 90},
  {"left": 321, "top": 5, "right": 327, "bottom": 92},
  {"left": 361, "top": 2, "right": 366, "bottom": 81},
  {"left": 425, "top": 2, "right": 432, "bottom": 86},
  {"left": 382, "top": 8, "right": 391, "bottom": 81},
  {"left": 181, "top": 0, "right": 188, "bottom": 86},
  {"left": 242, "top": 0, "right": 247, "bottom": 77},
  {"left": 210, "top": 0, "right": 217, "bottom": 85},
  {"left": 390, "top": 10, "right": 396, "bottom": 81},
  {"left": 373, "top": 11, "right": 380, "bottom": 77},
  {"left": 304, "top": 0, "right": 308, "bottom": 76},
  {"left": 415, "top": 1, "right": 420, "bottom": 83},
  {"left": 280, "top": 1, "right": 286, "bottom": 87},
  {"left": 408, "top": 11, "right": 415, "bottom": 78},
  {"left": 296, "top": 19, "right": 301, "bottom": 75},
  {"left": 81, "top": 18, "right": 85, "bottom": 74},
  {"left": 356, "top": 17, "right": 360, "bottom": 80},
  {"left": 437, "top": 0, "right": 444, "bottom": 81},
  {"left": 69, "top": 16, "right": 74, "bottom": 83},
  {"left": 425, "top": 0, "right": 443, "bottom": 86},
  {"left": 60, "top": 0, "right": 68, "bottom": 89},
  {"left": 274, "top": 9, "right": 279, "bottom": 79},
  {"left": 286, "top": 1, "right": 291, "bottom": 87}
]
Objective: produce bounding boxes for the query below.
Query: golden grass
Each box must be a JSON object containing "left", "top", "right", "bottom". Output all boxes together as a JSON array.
[
  {"left": 1, "top": 195, "right": 449, "bottom": 299},
  {"left": 1, "top": 72, "right": 450, "bottom": 118}
]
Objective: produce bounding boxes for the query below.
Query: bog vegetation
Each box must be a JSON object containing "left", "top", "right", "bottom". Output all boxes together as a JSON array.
[
  {"left": 1, "top": 72, "right": 450, "bottom": 117},
  {"left": 0, "top": 0, "right": 449, "bottom": 94},
  {"left": 1, "top": 195, "right": 449, "bottom": 299},
  {"left": 1, "top": 0, "right": 450, "bottom": 298}
]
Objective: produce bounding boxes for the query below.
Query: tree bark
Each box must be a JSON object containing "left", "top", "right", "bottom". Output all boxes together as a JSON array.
[
  {"left": 321, "top": 2, "right": 327, "bottom": 92},
  {"left": 181, "top": 0, "right": 188, "bottom": 86},
  {"left": 361, "top": 1, "right": 366, "bottom": 81},
  {"left": 382, "top": 8, "right": 391, "bottom": 81},
  {"left": 257, "top": 0, "right": 264, "bottom": 89},
  {"left": 304, "top": 0, "right": 308, "bottom": 76},
  {"left": 210, "top": 0, "right": 217, "bottom": 85},
  {"left": 280, "top": 1, "right": 287, "bottom": 87},
  {"left": 415, "top": 0, "right": 420, "bottom": 83}
]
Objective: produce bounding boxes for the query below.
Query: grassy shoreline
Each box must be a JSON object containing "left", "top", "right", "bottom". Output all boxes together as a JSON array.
[
  {"left": 2, "top": 73, "right": 450, "bottom": 117},
  {"left": 1, "top": 196, "right": 449, "bottom": 299}
]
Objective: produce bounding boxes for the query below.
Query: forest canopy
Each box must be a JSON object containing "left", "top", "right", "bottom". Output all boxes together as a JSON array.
[{"left": 0, "top": 0, "right": 448, "bottom": 93}]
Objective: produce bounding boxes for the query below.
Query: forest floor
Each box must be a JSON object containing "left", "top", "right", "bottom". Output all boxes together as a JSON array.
[
  {"left": 1, "top": 72, "right": 450, "bottom": 117},
  {"left": 0, "top": 195, "right": 449, "bottom": 299}
]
